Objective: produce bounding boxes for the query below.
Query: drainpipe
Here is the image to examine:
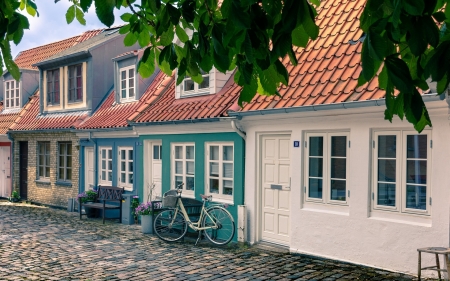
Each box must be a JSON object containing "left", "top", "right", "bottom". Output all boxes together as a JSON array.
[
  {"left": 7, "top": 132, "right": 14, "bottom": 197},
  {"left": 231, "top": 120, "right": 246, "bottom": 140}
]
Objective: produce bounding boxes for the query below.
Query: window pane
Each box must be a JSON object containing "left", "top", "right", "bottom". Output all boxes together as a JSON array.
[
  {"left": 184, "top": 79, "right": 195, "bottom": 91},
  {"left": 199, "top": 76, "right": 209, "bottom": 89},
  {"left": 331, "top": 136, "right": 346, "bottom": 157},
  {"left": 309, "top": 178, "right": 323, "bottom": 199},
  {"left": 45, "top": 167, "right": 50, "bottom": 178},
  {"left": 186, "top": 177, "right": 194, "bottom": 190},
  {"left": 39, "top": 167, "right": 43, "bottom": 177},
  {"left": 377, "top": 183, "right": 396, "bottom": 206},
  {"left": 223, "top": 180, "right": 233, "bottom": 195},
  {"left": 108, "top": 160, "right": 112, "bottom": 170},
  {"left": 407, "top": 135, "right": 427, "bottom": 159},
  {"left": 102, "top": 149, "right": 106, "bottom": 158},
  {"left": 308, "top": 158, "right": 323, "bottom": 177},
  {"left": 128, "top": 162, "right": 133, "bottom": 173},
  {"left": 128, "top": 174, "right": 133, "bottom": 184},
  {"left": 223, "top": 146, "right": 233, "bottom": 161},
  {"left": 175, "top": 146, "right": 183, "bottom": 159},
  {"left": 309, "top": 137, "right": 323, "bottom": 156},
  {"left": 175, "top": 161, "right": 183, "bottom": 174},
  {"left": 175, "top": 176, "right": 183, "bottom": 188},
  {"left": 121, "top": 173, "right": 126, "bottom": 183},
  {"left": 121, "top": 161, "right": 126, "bottom": 172},
  {"left": 121, "top": 150, "right": 126, "bottom": 160},
  {"left": 186, "top": 161, "right": 194, "bottom": 175},
  {"left": 129, "top": 68, "right": 134, "bottom": 78},
  {"left": 128, "top": 150, "right": 133, "bottom": 160},
  {"left": 406, "top": 185, "right": 426, "bottom": 210},
  {"left": 59, "top": 156, "right": 64, "bottom": 167},
  {"left": 378, "top": 159, "right": 396, "bottom": 182},
  {"left": 378, "top": 135, "right": 396, "bottom": 158},
  {"left": 108, "top": 172, "right": 112, "bottom": 181},
  {"left": 59, "top": 144, "right": 66, "bottom": 155},
  {"left": 153, "top": 145, "right": 160, "bottom": 159},
  {"left": 122, "top": 89, "right": 126, "bottom": 98},
  {"left": 223, "top": 163, "right": 233, "bottom": 178},
  {"left": 129, "top": 87, "right": 135, "bottom": 97},
  {"left": 406, "top": 160, "right": 427, "bottom": 184},
  {"left": 108, "top": 150, "right": 112, "bottom": 159},
  {"left": 121, "top": 70, "right": 126, "bottom": 80},
  {"left": 186, "top": 146, "right": 194, "bottom": 159},
  {"left": 330, "top": 158, "right": 346, "bottom": 179},
  {"left": 129, "top": 77, "right": 134, "bottom": 88},
  {"left": 210, "top": 162, "right": 219, "bottom": 177},
  {"left": 102, "top": 171, "right": 106, "bottom": 180},
  {"left": 330, "top": 180, "right": 346, "bottom": 201},
  {"left": 102, "top": 160, "right": 106, "bottom": 169},
  {"left": 67, "top": 157, "right": 72, "bottom": 168},
  {"left": 67, "top": 168, "right": 72, "bottom": 180},
  {"left": 67, "top": 144, "right": 72, "bottom": 155},
  {"left": 209, "top": 178, "right": 219, "bottom": 194},
  {"left": 210, "top": 146, "right": 219, "bottom": 160}
]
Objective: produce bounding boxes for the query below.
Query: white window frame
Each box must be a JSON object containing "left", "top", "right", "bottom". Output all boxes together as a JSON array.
[
  {"left": 304, "top": 132, "right": 349, "bottom": 206},
  {"left": 181, "top": 70, "right": 210, "bottom": 97},
  {"left": 172, "top": 143, "right": 195, "bottom": 196},
  {"left": 99, "top": 146, "right": 113, "bottom": 185},
  {"left": 119, "top": 65, "right": 136, "bottom": 102},
  {"left": 372, "top": 130, "right": 431, "bottom": 216},
  {"left": 4, "top": 79, "right": 20, "bottom": 109},
  {"left": 118, "top": 147, "right": 133, "bottom": 191},
  {"left": 206, "top": 143, "right": 234, "bottom": 202},
  {"left": 57, "top": 142, "right": 72, "bottom": 182},
  {"left": 37, "top": 141, "right": 50, "bottom": 180}
]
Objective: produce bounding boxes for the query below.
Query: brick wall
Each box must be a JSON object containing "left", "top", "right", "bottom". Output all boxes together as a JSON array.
[{"left": 11, "top": 131, "right": 79, "bottom": 208}]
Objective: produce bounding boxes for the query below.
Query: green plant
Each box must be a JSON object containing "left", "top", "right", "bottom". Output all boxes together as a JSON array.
[
  {"left": 76, "top": 190, "right": 98, "bottom": 204},
  {"left": 131, "top": 196, "right": 140, "bottom": 222},
  {"left": 11, "top": 190, "right": 20, "bottom": 200}
]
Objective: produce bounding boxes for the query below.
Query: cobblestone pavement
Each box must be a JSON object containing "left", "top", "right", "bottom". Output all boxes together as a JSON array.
[{"left": 0, "top": 201, "right": 427, "bottom": 281}]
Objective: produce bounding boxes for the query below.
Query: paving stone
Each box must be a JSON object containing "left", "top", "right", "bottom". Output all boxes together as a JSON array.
[{"left": 0, "top": 200, "right": 434, "bottom": 280}]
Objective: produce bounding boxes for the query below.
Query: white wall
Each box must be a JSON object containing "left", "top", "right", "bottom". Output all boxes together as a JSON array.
[{"left": 241, "top": 100, "right": 450, "bottom": 276}]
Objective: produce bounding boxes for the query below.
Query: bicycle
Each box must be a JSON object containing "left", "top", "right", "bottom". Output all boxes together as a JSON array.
[{"left": 153, "top": 183, "right": 235, "bottom": 245}]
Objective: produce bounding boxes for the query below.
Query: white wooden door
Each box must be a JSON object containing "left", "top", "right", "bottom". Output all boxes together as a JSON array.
[
  {"left": 85, "top": 147, "right": 94, "bottom": 190},
  {"left": 261, "top": 135, "right": 291, "bottom": 244},
  {"left": 0, "top": 147, "right": 11, "bottom": 198},
  {"left": 145, "top": 142, "right": 162, "bottom": 201}
]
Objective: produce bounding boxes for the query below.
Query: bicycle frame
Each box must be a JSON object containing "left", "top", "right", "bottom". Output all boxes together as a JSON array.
[{"left": 169, "top": 196, "right": 220, "bottom": 231}]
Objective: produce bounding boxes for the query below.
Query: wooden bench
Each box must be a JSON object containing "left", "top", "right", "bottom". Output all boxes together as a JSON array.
[{"left": 79, "top": 186, "right": 124, "bottom": 224}]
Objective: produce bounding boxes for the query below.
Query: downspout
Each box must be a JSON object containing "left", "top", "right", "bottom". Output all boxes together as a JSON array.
[
  {"left": 7, "top": 132, "right": 14, "bottom": 197},
  {"left": 231, "top": 120, "right": 246, "bottom": 140}
]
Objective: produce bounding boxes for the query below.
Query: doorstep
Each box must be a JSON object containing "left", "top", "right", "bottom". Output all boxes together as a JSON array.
[{"left": 254, "top": 241, "right": 290, "bottom": 254}]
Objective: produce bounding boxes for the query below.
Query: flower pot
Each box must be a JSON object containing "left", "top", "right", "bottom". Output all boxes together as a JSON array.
[
  {"left": 141, "top": 215, "right": 153, "bottom": 234},
  {"left": 10, "top": 198, "right": 19, "bottom": 203}
]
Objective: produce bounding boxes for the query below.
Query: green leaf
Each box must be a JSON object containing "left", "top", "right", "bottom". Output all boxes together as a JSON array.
[
  {"left": 238, "top": 75, "right": 258, "bottom": 106},
  {"left": 160, "top": 27, "right": 174, "bottom": 46},
  {"left": 385, "top": 55, "right": 414, "bottom": 93},
  {"left": 94, "top": 0, "right": 115, "bottom": 27},
  {"left": 80, "top": 0, "right": 93, "bottom": 12},
  {"left": 274, "top": 60, "right": 289, "bottom": 85},
  {"left": 181, "top": 0, "right": 195, "bottom": 23},
  {"left": 378, "top": 65, "right": 388, "bottom": 90},
  {"left": 436, "top": 73, "right": 449, "bottom": 94},
  {"left": 433, "top": 11, "right": 446, "bottom": 22},
  {"left": 167, "top": 4, "right": 181, "bottom": 25},
  {"left": 76, "top": 7, "right": 86, "bottom": 25},
  {"left": 65, "top": 5, "right": 76, "bottom": 24},
  {"left": 138, "top": 30, "right": 150, "bottom": 47},
  {"left": 120, "top": 13, "right": 133, "bottom": 22},
  {"left": 175, "top": 25, "right": 189, "bottom": 43},
  {"left": 119, "top": 24, "right": 130, "bottom": 34},
  {"left": 26, "top": 3, "right": 36, "bottom": 16},
  {"left": 292, "top": 25, "right": 309, "bottom": 48},
  {"left": 124, "top": 32, "right": 138, "bottom": 46},
  {"left": 403, "top": 0, "right": 425, "bottom": 16},
  {"left": 0, "top": 40, "right": 20, "bottom": 80},
  {"left": 12, "top": 27, "right": 24, "bottom": 45}
]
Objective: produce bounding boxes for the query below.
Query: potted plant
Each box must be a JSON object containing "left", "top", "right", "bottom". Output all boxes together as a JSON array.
[
  {"left": 135, "top": 202, "right": 154, "bottom": 234},
  {"left": 9, "top": 190, "right": 20, "bottom": 203},
  {"left": 77, "top": 190, "right": 98, "bottom": 218},
  {"left": 131, "top": 196, "right": 140, "bottom": 224}
]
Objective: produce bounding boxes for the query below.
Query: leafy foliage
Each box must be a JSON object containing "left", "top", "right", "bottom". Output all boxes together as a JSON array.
[{"left": 1, "top": 0, "right": 450, "bottom": 132}]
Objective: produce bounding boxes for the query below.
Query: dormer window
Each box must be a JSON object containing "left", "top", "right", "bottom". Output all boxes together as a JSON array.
[
  {"left": 182, "top": 70, "right": 210, "bottom": 97},
  {"left": 68, "top": 64, "right": 83, "bottom": 103},
  {"left": 47, "top": 69, "right": 60, "bottom": 106},
  {"left": 120, "top": 66, "right": 136, "bottom": 102},
  {"left": 4, "top": 80, "right": 20, "bottom": 109}
]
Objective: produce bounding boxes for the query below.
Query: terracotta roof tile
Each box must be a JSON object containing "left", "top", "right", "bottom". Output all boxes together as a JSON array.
[{"left": 0, "top": 105, "right": 21, "bottom": 134}]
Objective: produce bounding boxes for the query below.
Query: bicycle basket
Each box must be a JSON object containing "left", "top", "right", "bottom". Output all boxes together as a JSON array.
[{"left": 162, "top": 190, "right": 179, "bottom": 208}]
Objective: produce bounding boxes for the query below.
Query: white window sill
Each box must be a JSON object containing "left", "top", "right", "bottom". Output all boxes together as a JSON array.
[
  {"left": 369, "top": 210, "right": 431, "bottom": 227},
  {"left": 119, "top": 99, "right": 137, "bottom": 104},
  {"left": 118, "top": 185, "right": 133, "bottom": 192},
  {"left": 207, "top": 196, "right": 234, "bottom": 206},
  {"left": 302, "top": 201, "right": 349, "bottom": 216},
  {"left": 180, "top": 91, "right": 210, "bottom": 98}
]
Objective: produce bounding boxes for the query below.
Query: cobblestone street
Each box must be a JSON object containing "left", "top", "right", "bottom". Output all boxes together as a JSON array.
[{"left": 0, "top": 201, "right": 425, "bottom": 281}]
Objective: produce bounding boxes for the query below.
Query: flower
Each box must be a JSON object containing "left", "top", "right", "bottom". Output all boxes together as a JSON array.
[
  {"left": 77, "top": 190, "right": 98, "bottom": 203},
  {"left": 133, "top": 195, "right": 139, "bottom": 199},
  {"left": 135, "top": 202, "right": 153, "bottom": 216}
]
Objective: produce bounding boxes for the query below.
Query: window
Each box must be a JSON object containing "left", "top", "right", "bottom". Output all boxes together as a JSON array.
[
  {"left": 118, "top": 147, "right": 133, "bottom": 190},
  {"left": 172, "top": 144, "right": 195, "bottom": 194},
  {"left": 68, "top": 64, "right": 83, "bottom": 103},
  {"left": 58, "top": 142, "right": 72, "bottom": 181},
  {"left": 4, "top": 80, "right": 20, "bottom": 109},
  {"left": 206, "top": 143, "right": 234, "bottom": 201},
  {"left": 38, "top": 142, "right": 50, "bottom": 179},
  {"left": 99, "top": 147, "right": 113, "bottom": 184},
  {"left": 47, "top": 69, "right": 60, "bottom": 106},
  {"left": 305, "top": 132, "right": 348, "bottom": 205},
  {"left": 153, "top": 144, "right": 162, "bottom": 160},
  {"left": 182, "top": 70, "right": 209, "bottom": 96},
  {"left": 120, "top": 66, "right": 136, "bottom": 101},
  {"left": 373, "top": 130, "right": 431, "bottom": 215}
]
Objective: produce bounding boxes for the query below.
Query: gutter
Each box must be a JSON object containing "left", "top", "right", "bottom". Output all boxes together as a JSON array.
[
  {"left": 8, "top": 128, "right": 75, "bottom": 134},
  {"left": 228, "top": 94, "right": 443, "bottom": 118},
  {"left": 129, "top": 117, "right": 226, "bottom": 126},
  {"left": 7, "top": 132, "right": 14, "bottom": 196},
  {"left": 231, "top": 120, "right": 246, "bottom": 140},
  {"left": 71, "top": 126, "right": 134, "bottom": 133}
]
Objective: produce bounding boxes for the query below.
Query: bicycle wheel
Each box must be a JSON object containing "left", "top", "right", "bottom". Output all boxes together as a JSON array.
[
  {"left": 202, "top": 206, "right": 235, "bottom": 245},
  {"left": 153, "top": 209, "right": 188, "bottom": 242}
]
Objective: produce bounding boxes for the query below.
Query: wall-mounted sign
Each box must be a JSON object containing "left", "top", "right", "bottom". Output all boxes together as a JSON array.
[{"left": 293, "top": 141, "right": 300, "bottom": 148}]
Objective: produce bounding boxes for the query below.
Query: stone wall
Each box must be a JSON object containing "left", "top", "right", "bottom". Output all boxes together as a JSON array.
[{"left": 11, "top": 131, "right": 79, "bottom": 208}]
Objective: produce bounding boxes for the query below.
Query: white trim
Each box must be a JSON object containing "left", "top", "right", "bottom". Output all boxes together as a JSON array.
[
  {"left": 171, "top": 143, "right": 195, "bottom": 196},
  {"left": 117, "top": 146, "right": 133, "bottom": 191},
  {"left": 4, "top": 79, "right": 20, "bottom": 109},
  {"left": 181, "top": 70, "right": 210, "bottom": 97},
  {"left": 98, "top": 146, "right": 113, "bottom": 185},
  {"left": 205, "top": 142, "right": 234, "bottom": 203},
  {"left": 119, "top": 65, "right": 136, "bottom": 102}
]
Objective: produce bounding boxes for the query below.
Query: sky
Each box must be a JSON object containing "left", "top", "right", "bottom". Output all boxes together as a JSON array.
[{"left": 11, "top": 0, "right": 128, "bottom": 58}]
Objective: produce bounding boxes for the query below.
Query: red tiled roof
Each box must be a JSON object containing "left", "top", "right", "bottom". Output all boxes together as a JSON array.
[
  {"left": 240, "top": 0, "right": 384, "bottom": 112},
  {"left": 0, "top": 104, "right": 21, "bottom": 134},
  {"left": 130, "top": 72, "right": 241, "bottom": 123},
  {"left": 13, "top": 29, "right": 103, "bottom": 70},
  {"left": 76, "top": 71, "right": 169, "bottom": 129},
  {"left": 10, "top": 92, "right": 88, "bottom": 131}
]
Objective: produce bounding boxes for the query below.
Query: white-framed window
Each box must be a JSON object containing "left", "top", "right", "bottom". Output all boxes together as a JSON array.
[
  {"left": 58, "top": 142, "right": 72, "bottom": 181},
  {"left": 47, "top": 69, "right": 60, "bottom": 106},
  {"left": 37, "top": 142, "right": 50, "bottom": 180},
  {"left": 4, "top": 80, "right": 20, "bottom": 109},
  {"left": 118, "top": 147, "right": 133, "bottom": 191},
  {"left": 172, "top": 143, "right": 195, "bottom": 195},
  {"left": 153, "top": 144, "right": 162, "bottom": 160},
  {"left": 181, "top": 70, "right": 209, "bottom": 97},
  {"left": 206, "top": 143, "right": 234, "bottom": 201},
  {"left": 119, "top": 66, "right": 136, "bottom": 101},
  {"left": 68, "top": 64, "right": 83, "bottom": 103},
  {"left": 372, "top": 130, "right": 431, "bottom": 215},
  {"left": 305, "top": 132, "right": 349, "bottom": 205},
  {"left": 99, "top": 147, "right": 113, "bottom": 185}
]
